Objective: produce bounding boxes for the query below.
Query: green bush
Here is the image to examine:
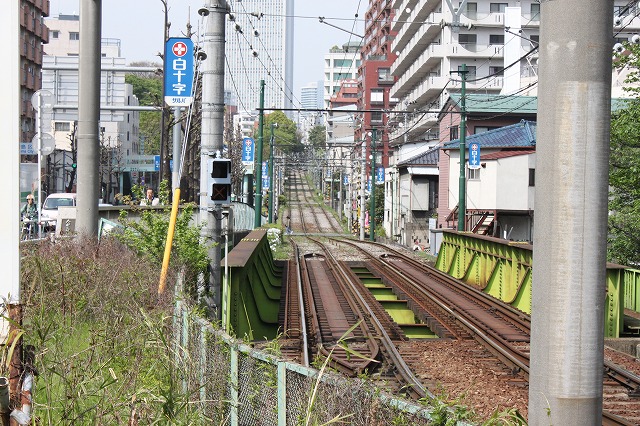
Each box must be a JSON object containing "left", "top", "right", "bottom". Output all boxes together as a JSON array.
[{"left": 20, "top": 237, "right": 204, "bottom": 424}]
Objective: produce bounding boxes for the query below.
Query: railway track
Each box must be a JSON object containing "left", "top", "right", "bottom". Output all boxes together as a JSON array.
[
  {"left": 281, "top": 170, "right": 640, "bottom": 423},
  {"left": 330, "top": 237, "right": 640, "bottom": 424}
]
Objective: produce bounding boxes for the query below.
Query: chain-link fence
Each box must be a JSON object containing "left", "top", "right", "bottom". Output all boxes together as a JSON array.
[{"left": 174, "top": 300, "right": 433, "bottom": 425}]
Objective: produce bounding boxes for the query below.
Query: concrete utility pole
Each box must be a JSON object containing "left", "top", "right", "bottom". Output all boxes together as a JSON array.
[
  {"left": 75, "top": 0, "right": 102, "bottom": 235},
  {"left": 528, "top": 2, "right": 612, "bottom": 425},
  {"left": 1, "top": 0, "right": 21, "bottom": 349},
  {"left": 199, "top": 1, "right": 228, "bottom": 317}
]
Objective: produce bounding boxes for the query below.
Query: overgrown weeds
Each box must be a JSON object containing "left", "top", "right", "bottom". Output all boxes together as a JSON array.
[{"left": 20, "top": 237, "right": 203, "bottom": 425}]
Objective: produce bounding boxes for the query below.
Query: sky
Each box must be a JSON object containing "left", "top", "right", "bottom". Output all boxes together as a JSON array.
[{"left": 48, "top": 0, "right": 367, "bottom": 100}]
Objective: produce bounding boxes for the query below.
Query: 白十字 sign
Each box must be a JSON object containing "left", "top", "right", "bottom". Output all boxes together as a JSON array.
[{"left": 164, "top": 38, "right": 194, "bottom": 107}]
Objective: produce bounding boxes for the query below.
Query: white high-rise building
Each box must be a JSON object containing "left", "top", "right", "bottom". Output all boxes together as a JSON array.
[
  {"left": 389, "top": 0, "right": 640, "bottom": 144},
  {"left": 225, "top": 0, "right": 294, "bottom": 114},
  {"left": 323, "top": 41, "right": 362, "bottom": 108},
  {"left": 43, "top": 14, "right": 140, "bottom": 195},
  {"left": 298, "top": 81, "right": 323, "bottom": 138}
]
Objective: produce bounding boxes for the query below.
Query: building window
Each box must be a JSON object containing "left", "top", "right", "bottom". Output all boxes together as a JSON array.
[
  {"left": 370, "top": 88, "right": 384, "bottom": 103},
  {"left": 529, "top": 168, "right": 535, "bottom": 187},
  {"left": 51, "top": 30, "right": 59, "bottom": 39},
  {"left": 458, "top": 33, "right": 477, "bottom": 44},
  {"left": 462, "top": 2, "right": 477, "bottom": 18},
  {"left": 474, "top": 126, "right": 498, "bottom": 134},
  {"left": 371, "top": 110, "right": 383, "bottom": 123},
  {"left": 489, "top": 66, "right": 504, "bottom": 76},
  {"left": 450, "top": 125, "right": 459, "bottom": 140},
  {"left": 468, "top": 168, "right": 480, "bottom": 180},
  {"left": 531, "top": 3, "right": 541, "bottom": 17},
  {"left": 489, "top": 34, "right": 505, "bottom": 45},
  {"left": 378, "top": 67, "right": 391, "bottom": 81},
  {"left": 69, "top": 32, "right": 79, "bottom": 41},
  {"left": 54, "top": 122, "right": 70, "bottom": 132},
  {"left": 490, "top": 3, "right": 508, "bottom": 13},
  {"left": 530, "top": 35, "right": 540, "bottom": 44},
  {"left": 458, "top": 65, "right": 476, "bottom": 79},
  {"left": 334, "top": 59, "right": 353, "bottom": 68}
]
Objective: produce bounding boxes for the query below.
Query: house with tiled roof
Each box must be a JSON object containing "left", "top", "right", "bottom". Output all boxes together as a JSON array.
[
  {"left": 386, "top": 145, "right": 440, "bottom": 247},
  {"left": 440, "top": 120, "right": 537, "bottom": 241}
]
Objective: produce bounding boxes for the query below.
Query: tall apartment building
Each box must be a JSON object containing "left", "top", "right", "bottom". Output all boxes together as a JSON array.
[
  {"left": 389, "top": 0, "right": 640, "bottom": 144},
  {"left": 225, "top": 0, "right": 294, "bottom": 113},
  {"left": 388, "top": 0, "right": 543, "bottom": 144},
  {"left": 323, "top": 41, "right": 362, "bottom": 108},
  {"left": 20, "top": 0, "right": 50, "bottom": 153},
  {"left": 43, "top": 14, "right": 140, "bottom": 195},
  {"left": 356, "top": 0, "right": 398, "bottom": 168}
]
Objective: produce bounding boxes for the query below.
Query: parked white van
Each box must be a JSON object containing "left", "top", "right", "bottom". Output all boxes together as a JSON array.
[{"left": 41, "top": 193, "right": 76, "bottom": 230}]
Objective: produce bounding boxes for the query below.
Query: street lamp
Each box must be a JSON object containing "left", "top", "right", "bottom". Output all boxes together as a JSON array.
[{"left": 268, "top": 122, "right": 278, "bottom": 223}]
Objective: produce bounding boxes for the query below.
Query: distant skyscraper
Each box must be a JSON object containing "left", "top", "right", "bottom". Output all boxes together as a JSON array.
[
  {"left": 300, "top": 82, "right": 321, "bottom": 110},
  {"left": 225, "top": 0, "right": 294, "bottom": 114}
]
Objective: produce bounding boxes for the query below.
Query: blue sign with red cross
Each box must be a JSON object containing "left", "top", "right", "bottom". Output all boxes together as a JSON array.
[{"left": 164, "top": 38, "right": 194, "bottom": 107}]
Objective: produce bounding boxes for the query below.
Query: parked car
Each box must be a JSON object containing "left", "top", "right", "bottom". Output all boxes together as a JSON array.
[{"left": 41, "top": 193, "right": 76, "bottom": 230}]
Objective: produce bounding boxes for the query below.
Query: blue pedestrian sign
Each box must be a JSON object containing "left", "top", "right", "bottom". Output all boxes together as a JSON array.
[
  {"left": 367, "top": 176, "right": 372, "bottom": 192},
  {"left": 164, "top": 38, "right": 194, "bottom": 107},
  {"left": 262, "top": 176, "right": 270, "bottom": 190},
  {"left": 242, "top": 137, "right": 255, "bottom": 165},
  {"left": 343, "top": 175, "right": 349, "bottom": 185},
  {"left": 376, "top": 166, "right": 384, "bottom": 184},
  {"left": 154, "top": 155, "right": 160, "bottom": 171},
  {"left": 469, "top": 142, "right": 481, "bottom": 169}
]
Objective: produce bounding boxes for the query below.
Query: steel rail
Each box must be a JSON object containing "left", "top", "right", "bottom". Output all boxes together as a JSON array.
[
  {"left": 311, "top": 238, "right": 429, "bottom": 400},
  {"left": 334, "top": 238, "right": 530, "bottom": 375}
]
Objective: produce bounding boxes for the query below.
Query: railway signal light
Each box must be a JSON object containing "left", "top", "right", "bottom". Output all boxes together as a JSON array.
[{"left": 207, "top": 158, "right": 232, "bottom": 204}]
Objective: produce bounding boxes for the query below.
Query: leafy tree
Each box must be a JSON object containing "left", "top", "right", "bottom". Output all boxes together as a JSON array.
[
  {"left": 258, "top": 110, "right": 303, "bottom": 157},
  {"left": 308, "top": 125, "right": 327, "bottom": 151},
  {"left": 609, "top": 44, "right": 640, "bottom": 265},
  {"left": 126, "top": 72, "right": 162, "bottom": 155}
]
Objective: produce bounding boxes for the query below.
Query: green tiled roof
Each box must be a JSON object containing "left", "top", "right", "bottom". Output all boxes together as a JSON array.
[
  {"left": 446, "top": 94, "right": 538, "bottom": 114},
  {"left": 446, "top": 94, "right": 632, "bottom": 114}
]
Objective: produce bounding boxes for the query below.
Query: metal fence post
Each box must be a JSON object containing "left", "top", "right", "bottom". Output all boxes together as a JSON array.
[
  {"left": 277, "top": 361, "right": 287, "bottom": 426},
  {"left": 230, "top": 346, "right": 239, "bottom": 425}
]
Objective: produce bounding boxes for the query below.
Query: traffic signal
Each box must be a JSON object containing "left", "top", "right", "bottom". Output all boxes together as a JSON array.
[{"left": 208, "top": 158, "right": 232, "bottom": 204}]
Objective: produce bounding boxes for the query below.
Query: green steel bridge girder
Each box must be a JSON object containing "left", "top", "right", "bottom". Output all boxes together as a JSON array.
[
  {"left": 224, "top": 229, "right": 283, "bottom": 340},
  {"left": 434, "top": 231, "right": 637, "bottom": 338}
]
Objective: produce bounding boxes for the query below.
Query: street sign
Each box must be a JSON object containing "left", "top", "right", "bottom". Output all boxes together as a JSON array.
[
  {"left": 32, "top": 133, "right": 55, "bottom": 156},
  {"left": 163, "top": 38, "right": 194, "bottom": 107},
  {"left": 469, "top": 142, "right": 481, "bottom": 169},
  {"left": 20, "top": 143, "right": 36, "bottom": 155},
  {"left": 376, "top": 166, "right": 384, "bottom": 184},
  {"left": 242, "top": 137, "right": 255, "bottom": 165},
  {"left": 262, "top": 160, "right": 270, "bottom": 190},
  {"left": 367, "top": 176, "right": 372, "bottom": 192},
  {"left": 123, "top": 155, "right": 158, "bottom": 172},
  {"left": 343, "top": 175, "right": 349, "bottom": 185}
]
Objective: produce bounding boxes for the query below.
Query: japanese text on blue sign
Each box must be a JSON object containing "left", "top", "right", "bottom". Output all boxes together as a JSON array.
[
  {"left": 242, "top": 137, "right": 255, "bottom": 165},
  {"left": 469, "top": 142, "right": 481, "bottom": 169},
  {"left": 164, "top": 38, "right": 194, "bottom": 107}
]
